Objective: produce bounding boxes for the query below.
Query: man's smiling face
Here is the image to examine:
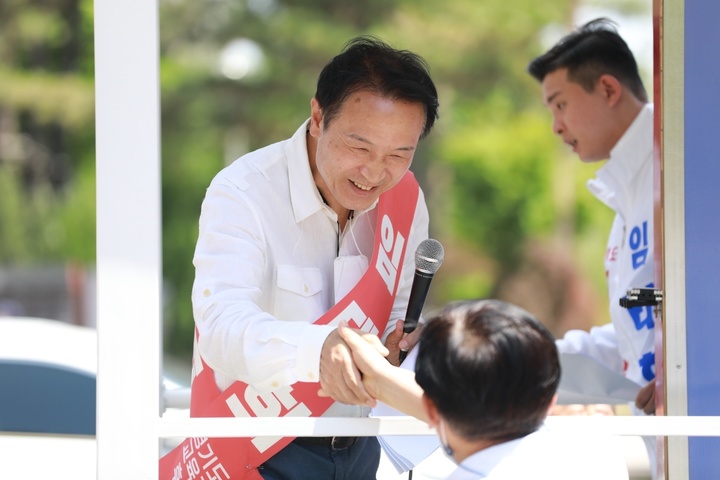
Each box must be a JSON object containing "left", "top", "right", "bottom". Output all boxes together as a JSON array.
[{"left": 308, "top": 90, "right": 425, "bottom": 214}]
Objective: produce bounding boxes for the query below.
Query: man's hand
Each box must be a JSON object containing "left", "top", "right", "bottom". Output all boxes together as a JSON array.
[
  {"left": 318, "top": 329, "right": 377, "bottom": 407},
  {"left": 321, "top": 326, "right": 427, "bottom": 420},
  {"left": 384, "top": 320, "right": 424, "bottom": 366},
  {"left": 337, "top": 326, "right": 392, "bottom": 399},
  {"left": 635, "top": 381, "right": 656, "bottom": 415},
  {"left": 383, "top": 321, "right": 404, "bottom": 366}
]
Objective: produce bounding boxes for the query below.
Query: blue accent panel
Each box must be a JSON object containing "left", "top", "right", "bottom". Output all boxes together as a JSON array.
[{"left": 685, "top": 0, "right": 720, "bottom": 476}]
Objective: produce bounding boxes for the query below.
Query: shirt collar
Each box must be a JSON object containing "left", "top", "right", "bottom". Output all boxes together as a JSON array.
[
  {"left": 587, "top": 103, "right": 653, "bottom": 210},
  {"left": 447, "top": 436, "right": 525, "bottom": 479},
  {"left": 287, "top": 118, "right": 379, "bottom": 224},
  {"left": 287, "top": 119, "right": 330, "bottom": 223},
  {"left": 606, "top": 103, "right": 654, "bottom": 185}
]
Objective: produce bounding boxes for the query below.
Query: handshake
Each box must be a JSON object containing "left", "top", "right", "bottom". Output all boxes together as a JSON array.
[
  {"left": 317, "top": 320, "right": 426, "bottom": 420},
  {"left": 312, "top": 300, "right": 608, "bottom": 478}
]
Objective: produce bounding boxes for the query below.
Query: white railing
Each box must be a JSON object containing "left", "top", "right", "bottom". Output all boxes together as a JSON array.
[
  {"left": 158, "top": 388, "right": 720, "bottom": 439},
  {"left": 158, "top": 412, "right": 720, "bottom": 439}
]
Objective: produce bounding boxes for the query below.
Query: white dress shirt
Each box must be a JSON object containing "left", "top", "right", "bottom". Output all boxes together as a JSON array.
[
  {"left": 448, "top": 426, "right": 628, "bottom": 479},
  {"left": 557, "top": 104, "right": 656, "bottom": 387},
  {"left": 555, "top": 104, "right": 658, "bottom": 478},
  {"left": 191, "top": 120, "right": 429, "bottom": 418}
]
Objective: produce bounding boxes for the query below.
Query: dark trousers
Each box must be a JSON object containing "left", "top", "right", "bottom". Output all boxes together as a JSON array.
[{"left": 259, "top": 437, "right": 381, "bottom": 480}]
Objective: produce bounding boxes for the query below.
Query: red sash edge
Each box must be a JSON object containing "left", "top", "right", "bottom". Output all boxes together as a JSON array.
[{"left": 159, "top": 173, "right": 421, "bottom": 479}]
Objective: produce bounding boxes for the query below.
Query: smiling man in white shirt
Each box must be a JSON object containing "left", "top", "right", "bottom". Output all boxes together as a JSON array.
[{"left": 183, "top": 36, "right": 439, "bottom": 480}]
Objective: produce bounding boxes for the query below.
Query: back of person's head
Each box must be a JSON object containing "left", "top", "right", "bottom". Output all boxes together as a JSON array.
[
  {"left": 314, "top": 36, "right": 439, "bottom": 139},
  {"left": 414, "top": 299, "right": 560, "bottom": 443},
  {"left": 527, "top": 17, "right": 648, "bottom": 102}
]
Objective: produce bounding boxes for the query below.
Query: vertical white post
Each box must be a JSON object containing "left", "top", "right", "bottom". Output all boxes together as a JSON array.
[
  {"left": 661, "top": 0, "right": 689, "bottom": 478},
  {"left": 94, "top": 1, "right": 162, "bottom": 478}
]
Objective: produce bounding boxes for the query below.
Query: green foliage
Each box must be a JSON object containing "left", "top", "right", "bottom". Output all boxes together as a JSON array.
[
  {"left": 437, "top": 267, "right": 495, "bottom": 306},
  {"left": 0, "top": 165, "right": 63, "bottom": 262},
  {"left": 440, "top": 106, "right": 559, "bottom": 268},
  {"left": 0, "top": 0, "right": 640, "bottom": 361},
  {"left": 57, "top": 164, "right": 96, "bottom": 262},
  {"left": 0, "top": 69, "right": 94, "bottom": 128},
  {"left": 0, "top": 0, "right": 97, "bottom": 266}
]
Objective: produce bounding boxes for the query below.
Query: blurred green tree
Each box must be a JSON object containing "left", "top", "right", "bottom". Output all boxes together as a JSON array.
[
  {"left": 157, "top": 0, "right": 592, "bottom": 356},
  {"left": 0, "top": 0, "right": 95, "bottom": 264},
  {"left": 0, "top": 0, "right": 649, "bottom": 361}
]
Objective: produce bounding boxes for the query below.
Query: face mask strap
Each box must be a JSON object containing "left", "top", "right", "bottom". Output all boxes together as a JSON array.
[
  {"left": 439, "top": 418, "right": 454, "bottom": 458},
  {"left": 438, "top": 418, "right": 489, "bottom": 478}
]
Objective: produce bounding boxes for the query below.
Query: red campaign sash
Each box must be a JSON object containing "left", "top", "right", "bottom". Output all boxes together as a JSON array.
[{"left": 159, "top": 172, "right": 420, "bottom": 480}]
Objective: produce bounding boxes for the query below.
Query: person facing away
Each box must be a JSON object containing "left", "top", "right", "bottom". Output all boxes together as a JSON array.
[
  {"left": 190, "top": 36, "right": 439, "bottom": 480},
  {"left": 527, "top": 16, "right": 658, "bottom": 478},
  {"left": 331, "top": 299, "right": 629, "bottom": 480}
]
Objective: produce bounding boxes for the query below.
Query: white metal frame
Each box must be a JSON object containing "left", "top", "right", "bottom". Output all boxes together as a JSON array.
[
  {"left": 93, "top": 1, "right": 711, "bottom": 478},
  {"left": 95, "top": 0, "right": 163, "bottom": 477},
  {"left": 660, "top": 0, "right": 689, "bottom": 477}
]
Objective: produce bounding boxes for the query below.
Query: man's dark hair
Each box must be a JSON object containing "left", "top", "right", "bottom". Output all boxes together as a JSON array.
[
  {"left": 314, "top": 36, "right": 439, "bottom": 139},
  {"left": 414, "top": 299, "right": 561, "bottom": 443},
  {"left": 527, "top": 17, "right": 648, "bottom": 102}
]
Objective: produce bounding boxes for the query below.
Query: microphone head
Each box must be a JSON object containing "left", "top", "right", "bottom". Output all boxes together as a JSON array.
[{"left": 415, "top": 238, "right": 444, "bottom": 274}]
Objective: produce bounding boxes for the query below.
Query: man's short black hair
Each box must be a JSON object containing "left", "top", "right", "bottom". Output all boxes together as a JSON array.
[
  {"left": 415, "top": 299, "right": 561, "bottom": 443},
  {"left": 527, "top": 17, "right": 647, "bottom": 102},
  {"left": 314, "top": 36, "right": 439, "bottom": 139}
]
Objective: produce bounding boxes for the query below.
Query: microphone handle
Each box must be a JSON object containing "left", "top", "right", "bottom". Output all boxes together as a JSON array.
[
  {"left": 399, "top": 271, "right": 433, "bottom": 364},
  {"left": 399, "top": 350, "right": 409, "bottom": 364},
  {"left": 403, "top": 271, "right": 434, "bottom": 334}
]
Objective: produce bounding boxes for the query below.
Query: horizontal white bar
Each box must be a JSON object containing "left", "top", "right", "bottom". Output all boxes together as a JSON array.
[
  {"left": 545, "top": 415, "right": 720, "bottom": 437},
  {"left": 157, "top": 415, "right": 720, "bottom": 438},
  {"left": 158, "top": 416, "right": 435, "bottom": 438}
]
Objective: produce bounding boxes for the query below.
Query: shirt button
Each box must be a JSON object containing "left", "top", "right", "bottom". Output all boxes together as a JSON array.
[
  {"left": 304, "top": 284, "right": 309, "bottom": 294},
  {"left": 203, "top": 288, "right": 211, "bottom": 297},
  {"left": 308, "top": 372, "right": 315, "bottom": 380},
  {"left": 271, "top": 381, "right": 280, "bottom": 389}
]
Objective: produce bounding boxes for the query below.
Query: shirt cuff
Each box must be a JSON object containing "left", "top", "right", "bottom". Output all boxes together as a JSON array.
[{"left": 296, "top": 324, "right": 336, "bottom": 383}]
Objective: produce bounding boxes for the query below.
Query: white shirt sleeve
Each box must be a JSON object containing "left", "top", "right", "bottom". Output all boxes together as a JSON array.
[
  {"left": 556, "top": 323, "right": 624, "bottom": 374},
  {"left": 191, "top": 182, "right": 334, "bottom": 392}
]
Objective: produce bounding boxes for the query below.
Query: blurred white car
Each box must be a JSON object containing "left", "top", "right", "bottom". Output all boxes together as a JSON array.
[{"left": 0, "top": 316, "right": 188, "bottom": 478}]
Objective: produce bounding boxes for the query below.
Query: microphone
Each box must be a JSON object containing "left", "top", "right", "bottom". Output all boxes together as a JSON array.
[{"left": 399, "top": 238, "right": 444, "bottom": 363}]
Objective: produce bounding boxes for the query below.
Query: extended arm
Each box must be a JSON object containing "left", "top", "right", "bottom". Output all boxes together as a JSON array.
[{"left": 320, "top": 325, "right": 427, "bottom": 421}]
